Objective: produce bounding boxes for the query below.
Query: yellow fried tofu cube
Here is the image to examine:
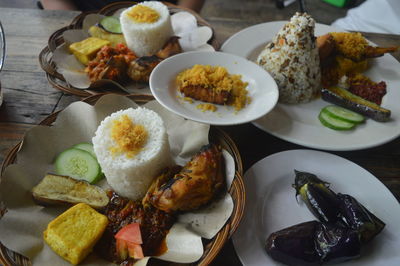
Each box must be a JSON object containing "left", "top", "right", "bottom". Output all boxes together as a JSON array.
[
  {"left": 43, "top": 203, "right": 108, "bottom": 265},
  {"left": 69, "top": 37, "right": 110, "bottom": 65}
]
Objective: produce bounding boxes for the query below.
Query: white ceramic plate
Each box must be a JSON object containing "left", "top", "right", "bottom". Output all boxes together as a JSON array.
[
  {"left": 233, "top": 149, "right": 400, "bottom": 266},
  {"left": 221, "top": 22, "right": 400, "bottom": 150},
  {"left": 149, "top": 51, "right": 279, "bottom": 125}
]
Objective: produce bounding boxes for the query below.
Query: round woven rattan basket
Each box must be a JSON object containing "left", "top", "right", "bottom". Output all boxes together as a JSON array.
[
  {"left": 39, "top": 1, "right": 220, "bottom": 98},
  {"left": 0, "top": 94, "right": 244, "bottom": 266}
]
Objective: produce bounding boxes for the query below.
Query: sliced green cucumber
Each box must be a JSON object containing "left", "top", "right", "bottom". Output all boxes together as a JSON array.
[
  {"left": 99, "top": 16, "right": 122, "bottom": 34},
  {"left": 319, "top": 111, "right": 356, "bottom": 130},
  {"left": 73, "top": 142, "right": 97, "bottom": 158},
  {"left": 322, "top": 105, "right": 365, "bottom": 124},
  {"left": 55, "top": 148, "right": 101, "bottom": 184},
  {"left": 73, "top": 142, "right": 104, "bottom": 181}
]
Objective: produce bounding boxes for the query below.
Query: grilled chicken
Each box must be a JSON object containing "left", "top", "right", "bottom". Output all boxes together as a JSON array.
[
  {"left": 143, "top": 144, "right": 225, "bottom": 212},
  {"left": 127, "top": 36, "right": 182, "bottom": 82}
]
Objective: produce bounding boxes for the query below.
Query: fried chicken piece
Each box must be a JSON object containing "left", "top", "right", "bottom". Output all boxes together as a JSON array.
[
  {"left": 179, "top": 85, "right": 231, "bottom": 105},
  {"left": 364, "top": 46, "right": 399, "bottom": 59},
  {"left": 317, "top": 33, "right": 399, "bottom": 63},
  {"left": 318, "top": 32, "right": 398, "bottom": 87},
  {"left": 143, "top": 144, "right": 225, "bottom": 212},
  {"left": 317, "top": 33, "right": 336, "bottom": 62},
  {"left": 155, "top": 36, "right": 182, "bottom": 59},
  {"left": 329, "top": 32, "right": 398, "bottom": 61},
  {"left": 127, "top": 55, "right": 162, "bottom": 82},
  {"left": 127, "top": 37, "right": 182, "bottom": 82}
]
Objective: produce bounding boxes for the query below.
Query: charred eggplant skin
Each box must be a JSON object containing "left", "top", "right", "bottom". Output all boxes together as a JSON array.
[
  {"left": 265, "top": 221, "right": 361, "bottom": 266},
  {"left": 266, "top": 221, "right": 321, "bottom": 266},
  {"left": 337, "top": 193, "right": 385, "bottom": 243},
  {"left": 293, "top": 170, "right": 341, "bottom": 223},
  {"left": 268, "top": 171, "right": 387, "bottom": 266},
  {"left": 315, "top": 223, "right": 360, "bottom": 263},
  {"left": 321, "top": 87, "right": 391, "bottom": 122}
]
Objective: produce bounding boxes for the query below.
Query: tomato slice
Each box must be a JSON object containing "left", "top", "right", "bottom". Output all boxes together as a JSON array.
[
  {"left": 116, "top": 238, "right": 128, "bottom": 260},
  {"left": 127, "top": 242, "right": 144, "bottom": 259},
  {"left": 115, "top": 223, "right": 143, "bottom": 244}
]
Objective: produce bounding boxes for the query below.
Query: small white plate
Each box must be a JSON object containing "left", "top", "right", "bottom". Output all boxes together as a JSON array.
[
  {"left": 221, "top": 22, "right": 400, "bottom": 150},
  {"left": 233, "top": 149, "right": 400, "bottom": 266},
  {"left": 149, "top": 51, "right": 279, "bottom": 125}
]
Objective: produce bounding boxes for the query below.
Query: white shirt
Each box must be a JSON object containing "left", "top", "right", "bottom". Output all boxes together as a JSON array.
[{"left": 331, "top": 0, "right": 400, "bottom": 34}]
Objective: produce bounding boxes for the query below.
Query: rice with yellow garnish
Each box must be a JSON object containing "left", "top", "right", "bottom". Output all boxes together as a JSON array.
[
  {"left": 120, "top": 1, "right": 173, "bottom": 56},
  {"left": 92, "top": 107, "right": 172, "bottom": 200}
]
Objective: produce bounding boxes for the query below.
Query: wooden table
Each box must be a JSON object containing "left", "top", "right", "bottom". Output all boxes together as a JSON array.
[{"left": 0, "top": 6, "right": 400, "bottom": 266}]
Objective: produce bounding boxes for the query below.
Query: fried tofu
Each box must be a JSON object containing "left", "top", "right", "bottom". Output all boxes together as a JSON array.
[
  {"left": 43, "top": 203, "right": 108, "bottom": 265},
  {"left": 69, "top": 37, "right": 110, "bottom": 65}
]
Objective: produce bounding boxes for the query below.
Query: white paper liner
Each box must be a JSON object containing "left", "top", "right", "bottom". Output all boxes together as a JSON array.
[
  {"left": 0, "top": 94, "right": 236, "bottom": 265},
  {"left": 155, "top": 223, "right": 203, "bottom": 263},
  {"left": 53, "top": 9, "right": 215, "bottom": 93}
]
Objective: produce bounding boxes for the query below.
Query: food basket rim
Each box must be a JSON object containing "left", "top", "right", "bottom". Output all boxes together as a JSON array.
[
  {"left": 0, "top": 94, "right": 244, "bottom": 266},
  {"left": 38, "top": 1, "right": 220, "bottom": 98}
]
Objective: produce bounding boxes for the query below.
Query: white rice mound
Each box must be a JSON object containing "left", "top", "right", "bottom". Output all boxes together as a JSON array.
[
  {"left": 92, "top": 107, "right": 172, "bottom": 200},
  {"left": 120, "top": 1, "right": 173, "bottom": 57},
  {"left": 257, "top": 12, "right": 321, "bottom": 104}
]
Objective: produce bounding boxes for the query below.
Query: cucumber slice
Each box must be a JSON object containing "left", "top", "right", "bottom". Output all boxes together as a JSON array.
[
  {"left": 55, "top": 148, "right": 101, "bottom": 184},
  {"left": 73, "top": 142, "right": 104, "bottom": 182},
  {"left": 322, "top": 105, "right": 365, "bottom": 124},
  {"left": 319, "top": 111, "right": 356, "bottom": 130},
  {"left": 73, "top": 142, "right": 97, "bottom": 158},
  {"left": 99, "top": 16, "right": 122, "bottom": 34}
]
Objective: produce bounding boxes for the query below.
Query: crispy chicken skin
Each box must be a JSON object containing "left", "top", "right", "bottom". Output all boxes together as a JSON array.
[{"left": 143, "top": 144, "right": 225, "bottom": 212}]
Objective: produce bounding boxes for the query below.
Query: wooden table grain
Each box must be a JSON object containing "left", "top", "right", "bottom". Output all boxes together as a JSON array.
[{"left": 0, "top": 6, "right": 400, "bottom": 266}]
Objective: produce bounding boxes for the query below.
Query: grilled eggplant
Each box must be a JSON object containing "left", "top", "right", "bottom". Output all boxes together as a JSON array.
[
  {"left": 266, "top": 221, "right": 361, "bottom": 266},
  {"left": 266, "top": 221, "right": 320, "bottom": 266},
  {"left": 315, "top": 222, "right": 361, "bottom": 263},
  {"left": 293, "top": 170, "right": 341, "bottom": 224},
  {"left": 321, "top": 86, "right": 391, "bottom": 122},
  {"left": 269, "top": 171, "right": 387, "bottom": 265},
  {"left": 337, "top": 193, "right": 385, "bottom": 243}
]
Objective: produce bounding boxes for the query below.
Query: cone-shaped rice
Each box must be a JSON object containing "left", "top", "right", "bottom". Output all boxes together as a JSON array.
[{"left": 257, "top": 12, "right": 321, "bottom": 103}]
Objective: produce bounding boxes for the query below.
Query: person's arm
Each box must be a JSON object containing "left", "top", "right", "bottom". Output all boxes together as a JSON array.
[
  {"left": 178, "top": 0, "right": 205, "bottom": 13},
  {"left": 40, "top": 0, "right": 77, "bottom": 10}
]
